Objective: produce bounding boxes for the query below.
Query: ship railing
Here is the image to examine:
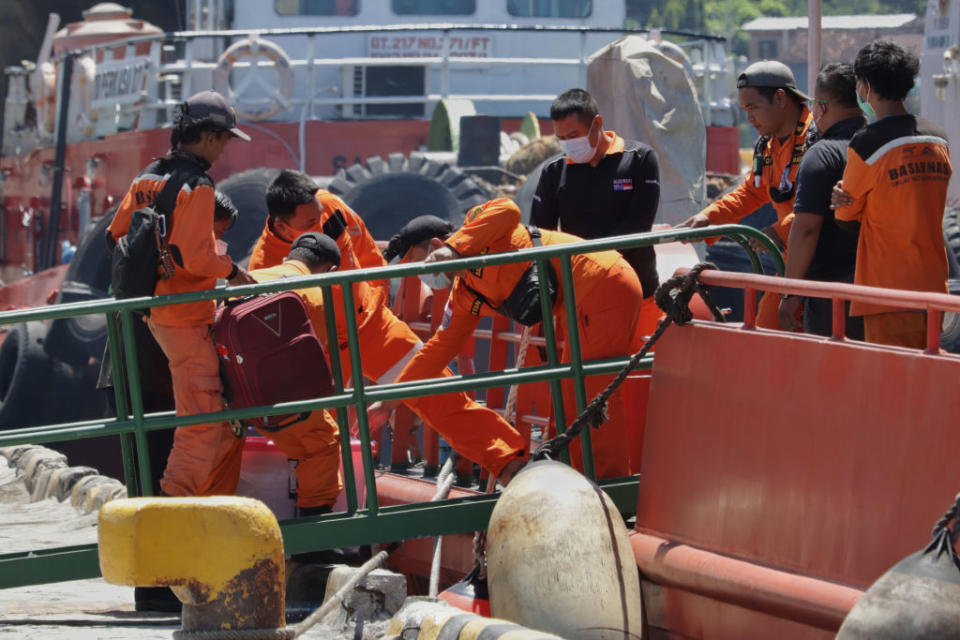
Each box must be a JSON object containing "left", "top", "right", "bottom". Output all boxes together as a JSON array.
[
  {"left": 6, "top": 23, "right": 731, "bottom": 156},
  {"left": 0, "top": 224, "right": 778, "bottom": 590},
  {"left": 690, "top": 268, "right": 958, "bottom": 353}
]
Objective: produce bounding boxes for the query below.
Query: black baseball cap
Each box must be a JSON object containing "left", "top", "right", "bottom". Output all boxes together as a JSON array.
[
  {"left": 181, "top": 90, "right": 251, "bottom": 141},
  {"left": 384, "top": 215, "right": 455, "bottom": 261},
  {"left": 736, "top": 61, "right": 810, "bottom": 102},
  {"left": 290, "top": 231, "right": 340, "bottom": 265}
]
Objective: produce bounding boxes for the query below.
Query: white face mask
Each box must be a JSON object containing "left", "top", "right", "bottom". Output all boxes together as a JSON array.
[
  {"left": 559, "top": 120, "right": 599, "bottom": 164},
  {"left": 560, "top": 135, "right": 597, "bottom": 164},
  {"left": 419, "top": 271, "right": 450, "bottom": 291}
]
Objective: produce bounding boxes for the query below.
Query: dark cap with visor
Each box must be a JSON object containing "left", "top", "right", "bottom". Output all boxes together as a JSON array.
[
  {"left": 181, "top": 90, "right": 251, "bottom": 141},
  {"left": 384, "top": 215, "right": 455, "bottom": 261},
  {"left": 289, "top": 231, "right": 341, "bottom": 266},
  {"left": 736, "top": 60, "right": 810, "bottom": 102}
]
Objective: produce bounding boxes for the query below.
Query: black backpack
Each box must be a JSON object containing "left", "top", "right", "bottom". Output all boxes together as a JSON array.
[
  {"left": 462, "top": 226, "right": 558, "bottom": 327},
  {"left": 110, "top": 169, "right": 192, "bottom": 313}
]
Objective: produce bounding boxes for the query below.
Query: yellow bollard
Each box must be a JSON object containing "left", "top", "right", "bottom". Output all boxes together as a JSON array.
[{"left": 98, "top": 496, "right": 288, "bottom": 636}]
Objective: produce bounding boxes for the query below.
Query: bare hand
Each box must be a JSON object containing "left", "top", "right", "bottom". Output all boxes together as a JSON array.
[
  {"left": 228, "top": 266, "right": 257, "bottom": 286},
  {"left": 831, "top": 180, "right": 853, "bottom": 209},
  {"left": 748, "top": 225, "right": 784, "bottom": 254},
  {"left": 363, "top": 400, "right": 401, "bottom": 437},
  {"left": 675, "top": 213, "right": 711, "bottom": 243},
  {"left": 778, "top": 295, "right": 803, "bottom": 332},
  {"left": 424, "top": 244, "right": 460, "bottom": 264}
]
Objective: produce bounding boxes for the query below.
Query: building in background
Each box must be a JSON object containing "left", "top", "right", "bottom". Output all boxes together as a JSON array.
[{"left": 742, "top": 14, "right": 922, "bottom": 93}]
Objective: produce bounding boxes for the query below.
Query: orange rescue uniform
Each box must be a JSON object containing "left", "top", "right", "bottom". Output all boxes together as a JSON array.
[
  {"left": 701, "top": 107, "right": 814, "bottom": 329},
  {"left": 108, "top": 154, "right": 239, "bottom": 497},
  {"left": 249, "top": 196, "right": 526, "bottom": 476},
  {"left": 835, "top": 114, "right": 951, "bottom": 349},
  {"left": 247, "top": 260, "right": 344, "bottom": 508},
  {"left": 396, "top": 198, "right": 644, "bottom": 478}
]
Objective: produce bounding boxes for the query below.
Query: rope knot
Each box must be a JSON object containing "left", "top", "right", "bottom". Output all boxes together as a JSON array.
[{"left": 654, "top": 262, "right": 719, "bottom": 326}]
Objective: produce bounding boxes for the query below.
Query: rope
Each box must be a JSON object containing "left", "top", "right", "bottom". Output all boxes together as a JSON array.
[
  {"left": 429, "top": 455, "right": 458, "bottom": 597},
  {"left": 290, "top": 543, "right": 399, "bottom": 637},
  {"left": 503, "top": 325, "right": 534, "bottom": 426},
  {"left": 931, "top": 492, "right": 960, "bottom": 544},
  {"left": 532, "top": 263, "right": 722, "bottom": 463}
]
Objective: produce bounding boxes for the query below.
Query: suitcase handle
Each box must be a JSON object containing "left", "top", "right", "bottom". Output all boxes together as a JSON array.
[
  {"left": 255, "top": 411, "right": 312, "bottom": 433},
  {"left": 224, "top": 294, "right": 262, "bottom": 308}
]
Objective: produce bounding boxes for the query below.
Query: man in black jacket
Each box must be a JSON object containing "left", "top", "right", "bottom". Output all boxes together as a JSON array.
[{"left": 531, "top": 88, "right": 661, "bottom": 337}]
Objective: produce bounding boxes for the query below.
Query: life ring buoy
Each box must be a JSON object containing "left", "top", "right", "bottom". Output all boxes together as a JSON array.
[{"left": 214, "top": 37, "right": 295, "bottom": 122}]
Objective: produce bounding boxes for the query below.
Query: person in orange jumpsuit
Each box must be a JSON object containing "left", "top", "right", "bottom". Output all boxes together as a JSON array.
[
  {"left": 107, "top": 91, "right": 257, "bottom": 498},
  {"left": 677, "top": 61, "right": 814, "bottom": 330},
  {"left": 393, "top": 199, "right": 644, "bottom": 479},
  {"left": 248, "top": 170, "right": 527, "bottom": 482},
  {"left": 247, "top": 232, "right": 345, "bottom": 515},
  {"left": 832, "top": 40, "right": 951, "bottom": 348}
]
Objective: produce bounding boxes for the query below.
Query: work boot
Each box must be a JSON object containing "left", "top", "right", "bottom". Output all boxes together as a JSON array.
[{"left": 134, "top": 586, "right": 182, "bottom": 613}]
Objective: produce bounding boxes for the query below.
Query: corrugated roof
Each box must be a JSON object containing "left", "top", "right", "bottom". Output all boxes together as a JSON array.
[{"left": 742, "top": 14, "right": 917, "bottom": 31}]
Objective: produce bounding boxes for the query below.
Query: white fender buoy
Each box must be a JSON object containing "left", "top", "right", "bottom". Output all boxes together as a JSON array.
[{"left": 487, "top": 460, "right": 643, "bottom": 640}]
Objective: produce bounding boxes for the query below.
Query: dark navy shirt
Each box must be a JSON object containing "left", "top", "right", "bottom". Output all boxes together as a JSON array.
[
  {"left": 792, "top": 116, "right": 865, "bottom": 281},
  {"left": 531, "top": 137, "right": 660, "bottom": 297}
]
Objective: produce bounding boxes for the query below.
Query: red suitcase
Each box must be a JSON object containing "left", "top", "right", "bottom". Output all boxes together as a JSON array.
[{"left": 214, "top": 292, "right": 335, "bottom": 431}]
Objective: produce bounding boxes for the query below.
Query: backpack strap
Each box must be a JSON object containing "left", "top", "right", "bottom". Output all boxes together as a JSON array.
[{"left": 152, "top": 167, "right": 196, "bottom": 239}]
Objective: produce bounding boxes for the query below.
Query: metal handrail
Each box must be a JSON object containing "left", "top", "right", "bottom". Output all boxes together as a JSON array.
[
  {"left": 690, "top": 268, "right": 960, "bottom": 354},
  {"left": 0, "top": 225, "right": 777, "bottom": 590}
]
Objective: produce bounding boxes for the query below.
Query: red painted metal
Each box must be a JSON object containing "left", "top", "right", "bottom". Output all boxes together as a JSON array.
[
  {"left": 0, "top": 265, "right": 67, "bottom": 316},
  {"left": 831, "top": 297, "right": 845, "bottom": 339},
  {"left": 375, "top": 473, "right": 478, "bottom": 590},
  {"left": 705, "top": 126, "right": 742, "bottom": 175},
  {"left": 636, "top": 268, "right": 960, "bottom": 635},
  {"left": 631, "top": 531, "right": 862, "bottom": 632}
]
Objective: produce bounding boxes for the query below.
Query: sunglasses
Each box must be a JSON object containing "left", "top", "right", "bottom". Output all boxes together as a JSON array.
[{"left": 805, "top": 99, "right": 828, "bottom": 109}]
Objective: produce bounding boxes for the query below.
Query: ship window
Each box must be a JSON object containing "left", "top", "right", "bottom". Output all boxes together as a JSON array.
[
  {"left": 391, "top": 0, "right": 476, "bottom": 15},
  {"left": 275, "top": 0, "right": 359, "bottom": 16},
  {"left": 507, "top": 0, "right": 592, "bottom": 18}
]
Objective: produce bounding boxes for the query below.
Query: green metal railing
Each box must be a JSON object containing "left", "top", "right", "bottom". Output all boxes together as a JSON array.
[{"left": 0, "top": 224, "right": 781, "bottom": 589}]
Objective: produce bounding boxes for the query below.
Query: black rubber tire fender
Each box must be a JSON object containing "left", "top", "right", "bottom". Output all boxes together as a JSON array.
[
  {"left": 513, "top": 154, "right": 562, "bottom": 224},
  {"left": 217, "top": 168, "right": 281, "bottom": 262},
  {"left": 327, "top": 153, "right": 490, "bottom": 241},
  {"left": 44, "top": 209, "right": 117, "bottom": 367},
  {"left": 941, "top": 206, "right": 960, "bottom": 279},
  {"left": 941, "top": 279, "right": 960, "bottom": 353},
  {"left": 0, "top": 322, "right": 54, "bottom": 429}
]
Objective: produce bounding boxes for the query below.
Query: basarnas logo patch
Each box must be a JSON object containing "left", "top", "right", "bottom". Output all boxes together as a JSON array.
[{"left": 613, "top": 178, "right": 633, "bottom": 191}]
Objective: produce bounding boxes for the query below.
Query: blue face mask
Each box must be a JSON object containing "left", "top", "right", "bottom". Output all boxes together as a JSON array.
[{"left": 857, "top": 84, "right": 875, "bottom": 120}]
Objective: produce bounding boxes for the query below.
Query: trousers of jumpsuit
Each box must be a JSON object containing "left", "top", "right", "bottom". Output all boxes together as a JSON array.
[
  {"left": 149, "top": 319, "right": 344, "bottom": 507},
  {"left": 342, "top": 303, "right": 526, "bottom": 478},
  {"left": 554, "top": 260, "right": 644, "bottom": 479}
]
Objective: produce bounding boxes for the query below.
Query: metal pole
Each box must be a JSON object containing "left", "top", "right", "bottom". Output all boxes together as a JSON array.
[
  {"left": 119, "top": 310, "right": 154, "bottom": 495},
  {"left": 536, "top": 259, "right": 569, "bottom": 465},
  {"left": 340, "top": 283, "right": 379, "bottom": 514},
  {"left": 559, "top": 256, "right": 595, "bottom": 481},
  {"left": 807, "top": 0, "right": 821, "bottom": 97},
  {"left": 321, "top": 284, "right": 358, "bottom": 514},
  {"left": 106, "top": 312, "right": 139, "bottom": 497},
  {"left": 43, "top": 52, "right": 75, "bottom": 271}
]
